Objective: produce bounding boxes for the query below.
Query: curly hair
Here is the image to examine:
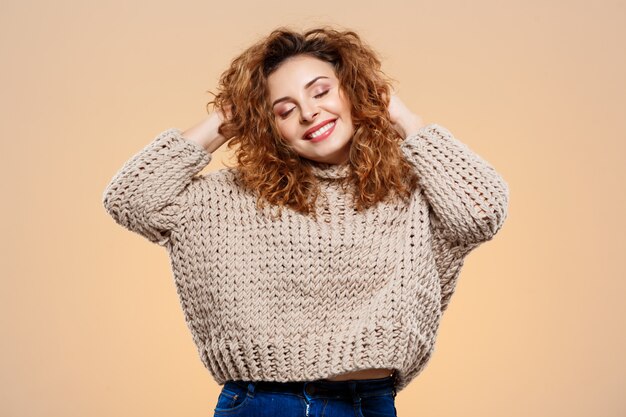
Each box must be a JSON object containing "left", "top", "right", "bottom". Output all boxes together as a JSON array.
[{"left": 206, "top": 25, "right": 420, "bottom": 220}]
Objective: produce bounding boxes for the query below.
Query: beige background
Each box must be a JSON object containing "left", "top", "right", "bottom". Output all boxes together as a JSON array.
[{"left": 2, "top": 0, "right": 624, "bottom": 416}]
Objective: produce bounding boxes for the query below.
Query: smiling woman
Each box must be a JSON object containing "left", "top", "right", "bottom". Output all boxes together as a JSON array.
[
  {"left": 102, "top": 25, "right": 509, "bottom": 417},
  {"left": 209, "top": 26, "right": 421, "bottom": 218},
  {"left": 267, "top": 55, "right": 355, "bottom": 165}
]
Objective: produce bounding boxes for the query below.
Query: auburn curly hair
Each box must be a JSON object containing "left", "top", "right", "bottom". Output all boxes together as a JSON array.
[{"left": 206, "top": 25, "right": 420, "bottom": 219}]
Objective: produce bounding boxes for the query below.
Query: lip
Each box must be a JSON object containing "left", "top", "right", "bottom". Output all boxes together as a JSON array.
[{"left": 303, "top": 118, "right": 337, "bottom": 139}]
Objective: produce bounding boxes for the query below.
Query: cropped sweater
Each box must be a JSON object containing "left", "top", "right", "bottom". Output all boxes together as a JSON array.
[{"left": 101, "top": 123, "right": 509, "bottom": 393}]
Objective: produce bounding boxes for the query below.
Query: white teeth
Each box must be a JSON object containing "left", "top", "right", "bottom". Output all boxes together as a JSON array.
[{"left": 307, "top": 121, "right": 335, "bottom": 139}]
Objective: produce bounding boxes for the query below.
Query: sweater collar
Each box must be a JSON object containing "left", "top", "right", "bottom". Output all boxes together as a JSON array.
[{"left": 308, "top": 161, "right": 351, "bottom": 179}]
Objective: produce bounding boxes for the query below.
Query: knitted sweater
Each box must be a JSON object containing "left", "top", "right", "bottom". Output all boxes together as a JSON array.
[{"left": 102, "top": 123, "right": 509, "bottom": 393}]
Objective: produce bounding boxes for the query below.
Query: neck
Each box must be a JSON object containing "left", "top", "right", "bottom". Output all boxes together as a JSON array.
[{"left": 307, "top": 160, "right": 351, "bottom": 180}]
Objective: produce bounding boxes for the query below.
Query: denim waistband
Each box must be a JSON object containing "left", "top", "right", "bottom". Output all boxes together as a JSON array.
[{"left": 230, "top": 371, "right": 397, "bottom": 398}]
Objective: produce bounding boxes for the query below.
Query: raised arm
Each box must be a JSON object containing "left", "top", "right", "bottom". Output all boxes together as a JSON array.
[
  {"left": 101, "top": 129, "right": 211, "bottom": 245},
  {"left": 399, "top": 123, "right": 510, "bottom": 246},
  {"left": 102, "top": 111, "right": 230, "bottom": 246},
  {"left": 387, "top": 94, "right": 508, "bottom": 246}
]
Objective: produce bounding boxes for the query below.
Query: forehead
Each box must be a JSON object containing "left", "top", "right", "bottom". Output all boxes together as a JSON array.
[{"left": 267, "top": 55, "right": 337, "bottom": 95}]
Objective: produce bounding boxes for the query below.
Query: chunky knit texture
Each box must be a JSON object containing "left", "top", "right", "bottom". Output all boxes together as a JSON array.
[{"left": 102, "top": 123, "right": 509, "bottom": 393}]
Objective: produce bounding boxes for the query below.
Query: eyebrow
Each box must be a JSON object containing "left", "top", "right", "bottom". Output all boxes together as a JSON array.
[{"left": 271, "top": 76, "right": 330, "bottom": 108}]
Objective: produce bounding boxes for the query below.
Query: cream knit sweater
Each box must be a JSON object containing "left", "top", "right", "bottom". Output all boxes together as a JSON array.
[{"left": 102, "top": 123, "right": 509, "bottom": 393}]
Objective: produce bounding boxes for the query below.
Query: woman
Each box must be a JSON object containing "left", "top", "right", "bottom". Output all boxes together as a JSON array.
[{"left": 102, "top": 26, "right": 509, "bottom": 417}]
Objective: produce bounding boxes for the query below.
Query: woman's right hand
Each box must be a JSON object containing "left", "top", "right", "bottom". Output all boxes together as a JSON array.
[{"left": 182, "top": 105, "right": 233, "bottom": 153}]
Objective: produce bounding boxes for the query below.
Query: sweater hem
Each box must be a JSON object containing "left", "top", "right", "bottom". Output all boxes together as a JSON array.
[{"left": 197, "top": 326, "right": 433, "bottom": 394}]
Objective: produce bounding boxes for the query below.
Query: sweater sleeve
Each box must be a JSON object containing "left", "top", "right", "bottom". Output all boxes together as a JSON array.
[
  {"left": 429, "top": 213, "right": 482, "bottom": 312},
  {"left": 400, "top": 123, "right": 509, "bottom": 246},
  {"left": 102, "top": 128, "right": 212, "bottom": 246}
]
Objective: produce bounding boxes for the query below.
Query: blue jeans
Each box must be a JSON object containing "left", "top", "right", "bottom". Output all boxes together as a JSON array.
[{"left": 212, "top": 374, "right": 398, "bottom": 416}]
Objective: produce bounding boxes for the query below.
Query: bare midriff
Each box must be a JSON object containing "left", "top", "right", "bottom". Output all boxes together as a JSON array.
[{"left": 324, "top": 368, "right": 395, "bottom": 381}]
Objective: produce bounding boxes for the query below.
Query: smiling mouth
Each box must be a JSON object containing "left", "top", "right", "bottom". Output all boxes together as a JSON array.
[{"left": 304, "top": 119, "right": 337, "bottom": 140}]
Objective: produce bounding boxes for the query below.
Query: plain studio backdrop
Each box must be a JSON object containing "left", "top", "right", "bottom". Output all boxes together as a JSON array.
[{"left": 1, "top": 0, "right": 624, "bottom": 416}]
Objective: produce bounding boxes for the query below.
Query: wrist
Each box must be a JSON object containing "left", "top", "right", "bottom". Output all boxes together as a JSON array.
[{"left": 400, "top": 114, "right": 425, "bottom": 138}]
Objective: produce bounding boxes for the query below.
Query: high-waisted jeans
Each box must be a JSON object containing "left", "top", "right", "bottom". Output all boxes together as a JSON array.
[{"left": 212, "top": 373, "right": 398, "bottom": 417}]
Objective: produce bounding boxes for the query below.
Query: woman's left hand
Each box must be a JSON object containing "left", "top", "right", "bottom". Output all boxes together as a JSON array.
[{"left": 387, "top": 93, "right": 426, "bottom": 138}]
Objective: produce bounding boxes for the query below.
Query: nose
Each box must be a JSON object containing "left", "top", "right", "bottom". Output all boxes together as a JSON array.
[{"left": 300, "top": 102, "right": 319, "bottom": 123}]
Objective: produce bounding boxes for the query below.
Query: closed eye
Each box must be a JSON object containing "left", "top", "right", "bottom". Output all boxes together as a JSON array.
[
  {"left": 279, "top": 90, "right": 330, "bottom": 119},
  {"left": 314, "top": 90, "right": 329, "bottom": 99},
  {"left": 279, "top": 108, "right": 294, "bottom": 119}
]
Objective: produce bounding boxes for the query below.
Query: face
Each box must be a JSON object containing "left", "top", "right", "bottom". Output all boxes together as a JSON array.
[{"left": 267, "top": 54, "right": 355, "bottom": 165}]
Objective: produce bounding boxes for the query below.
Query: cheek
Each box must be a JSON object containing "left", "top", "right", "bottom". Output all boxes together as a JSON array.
[
  {"left": 337, "top": 90, "right": 352, "bottom": 112},
  {"left": 331, "top": 96, "right": 352, "bottom": 117},
  {"left": 277, "top": 120, "right": 299, "bottom": 143},
  {"left": 333, "top": 99, "right": 352, "bottom": 124}
]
